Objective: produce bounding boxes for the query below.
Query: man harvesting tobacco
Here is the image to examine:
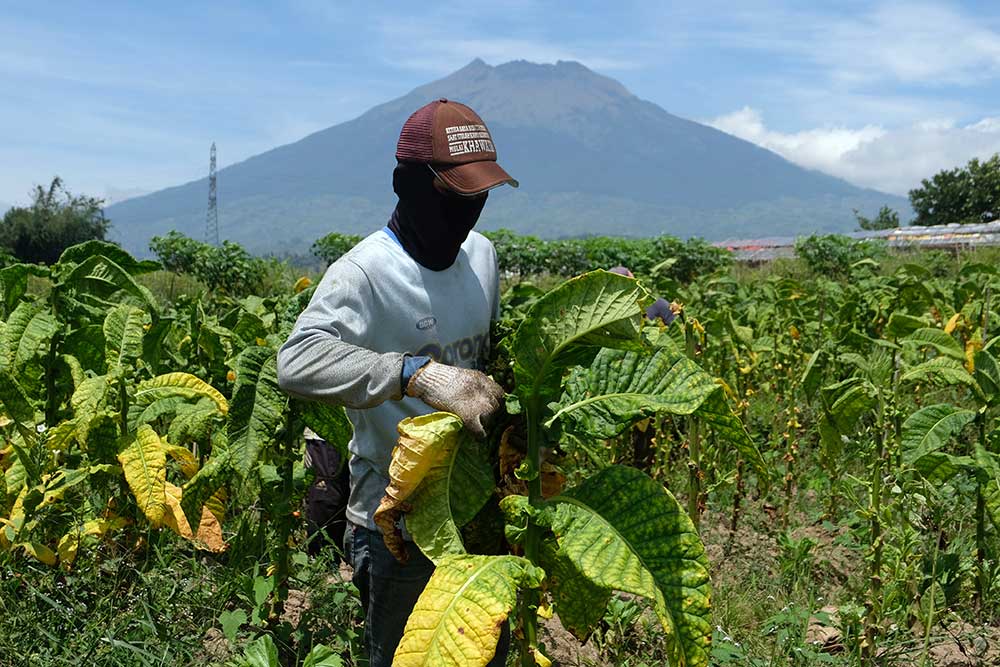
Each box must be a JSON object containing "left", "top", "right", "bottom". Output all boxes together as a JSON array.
[{"left": 277, "top": 99, "right": 516, "bottom": 667}]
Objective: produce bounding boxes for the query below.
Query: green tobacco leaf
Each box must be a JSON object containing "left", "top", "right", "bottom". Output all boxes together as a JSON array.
[
  {"left": 0, "top": 263, "right": 49, "bottom": 318},
  {"left": 394, "top": 554, "right": 543, "bottom": 667},
  {"left": 127, "top": 372, "right": 228, "bottom": 431},
  {"left": 543, "top": 559, "right": 610, "bottom": 640},
  {"left": 973, "top": 445, "right": 1000, "bottom": 531},
  {"left": 902, "top": 328, "right": 965, "bottom": 361},
  {"left": 60, "top": 354, "right": 85, "bottom": 390},
  {"left": 974, "top": 349, "right": 1000, "bottom": 406},
  {"left": 0, "top": 366, "right": 36, "bottom": 425},
  {"left": 884, "top": 312, "right": 928, "bottom": 339},
  {"left": 543, "top": 466, "right": 712, "bottom": 667},
  {"left": 168, "top": 398, "right": 223, "bottom": 446},
  {"left": 57, "top": 241, "right": 160, "bottom": 275},
  {"left": 117, "top": 424, "right": 167, "bottom": 525},
  {"left": 552, "top": 346, "right": 719, "bottom": 437},
  {"left": 902, "top": 404, "right": 977, "bottom": 465},
  {"left": 552, "top": 346, "right": 766, "bottom": 478},
  {"left": 181, "top": 445, "right": 232, "bottom": 529},
  {"left": 0, "top": 301, "right": 58, "bottom": 375},
  {"left": 536, "top": 528, "right": 611, "bottom": 639},
  {"left": 913, "top": 452, "right": 974, "bottom": 485},
  {"left": 104, "top": 304, "right": 150, "bottom": 374},
  {"left": 825, "top": 382, "right": 876, "bottom": 433},
  {"left": 227, "top": 346, "right": 286, "bottom": 478},
  {"left": 61, "top": 324, "right": 106, "bottom": 373},
  {"left": 70, "top": 375, "right": 110, "bottom": 444},
  {"left": 55, "top": 253, "right": 158, "bottom": 316},
  {"left": 402, "top": 414, "right": 494, "bottom": 563},
  {"left": 81, "top": 412, "right": 120, "bottom": 463},
  {"left": 902, "top": 357, "right": 981, "bottom": 396},
  {"left": 511, "top": 271, "right": 648, "bottom": 403},
  {"left": 449, "top": 438, "right": 494, "bottom": 528},
  {"left": 800, "top": 349, "right": 826, "bottom": 402},
  {"left": 298, "top": 400, "right": 353, "bottom": 460}
]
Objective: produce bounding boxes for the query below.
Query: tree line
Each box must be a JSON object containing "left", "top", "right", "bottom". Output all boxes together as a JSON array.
[{"left": 4, "top": 154, "right": 999, "bottom": 269}]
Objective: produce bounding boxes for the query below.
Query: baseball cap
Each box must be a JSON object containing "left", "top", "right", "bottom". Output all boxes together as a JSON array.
[{"left": 396, "top": 99, "right": 518, "bottom": 196}]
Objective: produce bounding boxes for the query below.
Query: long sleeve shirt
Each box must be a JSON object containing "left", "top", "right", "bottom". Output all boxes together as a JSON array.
[{"left": 277, "top": 228, "right": 499, "bottom": 530}]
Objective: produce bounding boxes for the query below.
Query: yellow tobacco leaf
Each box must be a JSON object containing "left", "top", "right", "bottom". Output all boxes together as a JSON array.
[
  {"left": 57, "top": 533, "right": 79, "bottom": 568},
  {"left": 136, "top": 373, "right": 229, "bottom": 416},
  {"left": 194, "top": 506, "right": 226, "bottom": 552},
  {"left": 944, "top": 312, "right": 962, "bottom": 334},
  {"left": 162, "top": 482, "right": 227, "bottom": 552},
  {"left": 163, "top": 482, "right": 193, "bottom": 539},
  {"left": 2, "top": 486, "right": 30, "bottom": 548},
  {"left": 374, "top": 413, "right": 463, "bottom": 562},
  {"left": 394, "top": 555, "right": 543, "bottom": 667},
  {"left": 966, "top": 337, "right": 983, "bottom": 373},
  {"left": 22, "top": 542, "right": 57, "bottom": 566},
  {"left": 532, "top": 648, "right": 553, "bottom": 667},
  {"left": 205, "top": 488, "right": 227, "bottom": 523},
  {"left": 293, "top": 276, "right": 312, "bottom": 293},
  {"left": 789, "top": 324, "right": 800, "bottom": 340},
  {"left": 117, "top": 425, "right": 167, "bottom": 525},
  {"left": 716, "top": 378, "right": 737, "bottom": 402},
  {"left": 165, "top": 445, "right": 199, "bottom": 479},
  {"left": 82, "top": 516, "right": 129, "bottom": 538}
]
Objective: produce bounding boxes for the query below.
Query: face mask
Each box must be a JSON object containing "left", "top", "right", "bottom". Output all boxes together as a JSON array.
[{"left": 388, "top": 162, "right": 487, "bottom": 271}]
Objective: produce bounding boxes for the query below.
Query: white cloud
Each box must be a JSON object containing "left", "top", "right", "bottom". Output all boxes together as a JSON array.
[
  {"left": 707, "top": 107, "right": 1000, "bottom": 195},
  {"left": 821, "top": 2, "right": 1000, "bottom": 86},
  {"left": 691, "top": 1, "right": 1000, "bottom": 88}
]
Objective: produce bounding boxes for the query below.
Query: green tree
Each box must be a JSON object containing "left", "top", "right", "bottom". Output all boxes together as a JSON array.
[
  {"left": 909, "top": 154, "right": 1000, "bottom": 226},
  {"left": 149, "top": 231, "right": 271, "bottom": 296},
  {"left": 854, "top": 205, "right": 900, "bottom": 231},
  {"left": 0, "top": 178, "right": 111, "bottom": 265}
]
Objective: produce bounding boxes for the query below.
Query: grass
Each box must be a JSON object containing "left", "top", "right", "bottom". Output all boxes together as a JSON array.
[{"left": 0, "top": 516, "right": 363, "bottom": 667}]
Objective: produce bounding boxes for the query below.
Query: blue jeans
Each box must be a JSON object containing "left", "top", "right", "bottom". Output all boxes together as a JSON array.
[{"left": 345, "top": 523, "right": 510, "bottom": 667}]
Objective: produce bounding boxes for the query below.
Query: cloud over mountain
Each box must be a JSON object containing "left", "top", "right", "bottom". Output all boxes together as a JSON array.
[{"left": 708, "top": 107, "right": 1000, "bottom": 196}]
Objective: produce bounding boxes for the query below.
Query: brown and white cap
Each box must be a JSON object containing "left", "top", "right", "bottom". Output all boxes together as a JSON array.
[{"left": 396, "top": 98, "right": 518, "bottom": 196}]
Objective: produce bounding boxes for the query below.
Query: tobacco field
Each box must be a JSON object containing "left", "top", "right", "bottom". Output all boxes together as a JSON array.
[{"left": 1, "top": 234, "right": 999, "bottom": 667}]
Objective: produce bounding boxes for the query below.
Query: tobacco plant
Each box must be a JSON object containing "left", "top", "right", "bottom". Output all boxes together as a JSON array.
[
  {"left": 0, "top": 241, "right": 350, "bottom": 635},
  {"left": 373, "top": 271, "right": 763, "bottom": 667}
]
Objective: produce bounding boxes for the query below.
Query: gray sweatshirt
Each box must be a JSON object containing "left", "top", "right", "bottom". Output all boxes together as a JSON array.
[{"left": 277, "top": 228, "right": 499, "bottom": 530}]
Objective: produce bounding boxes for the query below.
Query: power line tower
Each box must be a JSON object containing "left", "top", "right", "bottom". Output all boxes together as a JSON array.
[{"left": 205, "top": 142, "right": 219, "bottom": 246}]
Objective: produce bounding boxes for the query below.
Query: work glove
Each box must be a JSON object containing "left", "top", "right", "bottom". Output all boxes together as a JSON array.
[{"left": 405, "top": 361, "right": 505, "bottom": 439}]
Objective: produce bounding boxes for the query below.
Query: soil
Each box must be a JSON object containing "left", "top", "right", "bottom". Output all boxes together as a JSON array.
[
  {"left": 280, "top": 588, "right": 311, "bottom": 628},
  {"left": 538, "top": 615, "right": 608, "bottom": 667},
  {"left": 199, "top": 627, "right": 231, "bottom": 664}
]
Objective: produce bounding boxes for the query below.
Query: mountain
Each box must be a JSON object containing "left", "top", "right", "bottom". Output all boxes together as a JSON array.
[{"left": 106, "top": 59, "right": 908, "bottom": 255}]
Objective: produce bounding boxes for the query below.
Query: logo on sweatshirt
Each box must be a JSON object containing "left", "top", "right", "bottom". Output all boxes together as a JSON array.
[
  {"left": 417, "top": 334, "right": 490, "bottom": 370},
  {"left": 416, "top": 317, "right": 437, "bottom": 331}
]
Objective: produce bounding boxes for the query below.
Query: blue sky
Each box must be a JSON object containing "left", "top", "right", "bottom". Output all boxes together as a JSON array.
[{"left": 2, "top": 0, "right": 1000, "bottom": 206}]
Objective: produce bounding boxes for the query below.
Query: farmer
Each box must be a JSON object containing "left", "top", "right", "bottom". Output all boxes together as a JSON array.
[{"left": 277, "top": 99, "right": 515, "bottom": 667}]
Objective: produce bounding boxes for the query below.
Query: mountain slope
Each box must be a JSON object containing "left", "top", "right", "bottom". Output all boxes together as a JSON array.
[{"left": 106, "top": 59, "right": 906, "bottom": 255}]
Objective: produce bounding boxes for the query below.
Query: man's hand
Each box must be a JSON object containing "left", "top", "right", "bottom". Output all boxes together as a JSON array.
[{"left": 405, "top": 361, "right": 504, "bottom": 439}]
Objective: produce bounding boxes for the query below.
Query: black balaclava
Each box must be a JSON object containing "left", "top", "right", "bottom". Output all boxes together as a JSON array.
[{"left": 388, "top": 161, "right": 487, "bottom": 271}]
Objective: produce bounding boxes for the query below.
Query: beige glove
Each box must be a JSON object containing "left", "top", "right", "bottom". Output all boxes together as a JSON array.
[{"left": 405, "top": 361, "right": 505, "bottom": 439}]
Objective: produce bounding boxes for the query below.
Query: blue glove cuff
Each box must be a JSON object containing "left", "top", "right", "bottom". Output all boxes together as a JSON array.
[{"left": 401, "top": 355, "right": 432, "bottom": 393}]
